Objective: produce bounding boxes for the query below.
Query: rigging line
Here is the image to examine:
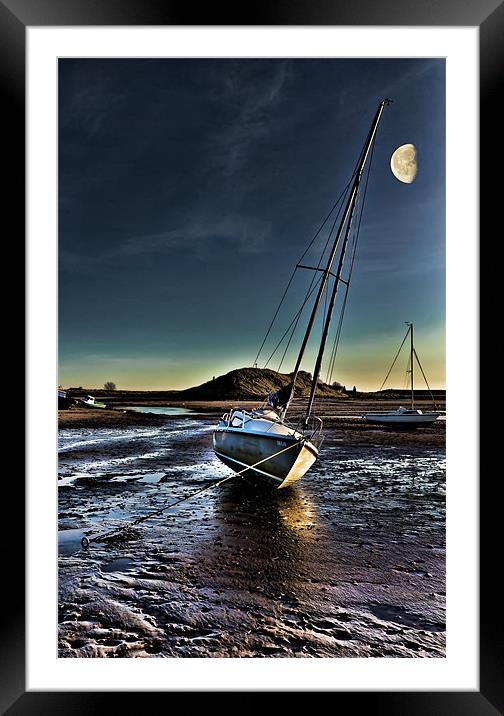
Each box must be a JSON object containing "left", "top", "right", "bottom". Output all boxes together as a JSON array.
[
  {"left": 413, "top": 348, "right": 439, "bottom": 409},
  {"left": 310, "top": 175, "right": 368, "bottom": 416},
  {"left": 379, "top": 327, "right": 410, "bottom": 391},
  {"left": 276, "top": 195, "right": 348, "bottom": 374},
  {"left": 322, "top": 272, "right": 330, "bottom": 329},
  {"left": 314, "top": 278, "right": 332, "bottom": 412},
  {"left": 260, "top": 118, "right": 376, "bottom": 376},
  {"left": 271, "top": 293, "right": 311, "bottom": 372},
  {"left": 297, "top": 173, "right": 356, "bottom": 266},
  {"left": 326, "top": 138, "right": 374, "bottom": 386},
  {"left": 277, "top": 309, "right": 300, "bottom": 374},
  {"left": 263, "top": 274, "right": 323, "bottom": 369},
  {"left": 253, "top": 271, "right": 297, "bottom": 368},
  {"left": 326, "top": 189, "right": 363, "bottom": 385},
  {"left": 326, "top": 185, "right": 363, "bottom": 385},
  {"left": 276, "top": 231, "right": 334, "bottom": 373},
  {"left": 253, "top": 175, "right": 355, "bottom": 368},
  {"left": 313, "top": 277, "right": 331, "bottom": 410},
  {"left": 276, "top": 252, "right": 331, "bottom": 374},
  {"left": 327, "top": 280, "right": 349, "bottom": 384},
  {"left": 306, "top": 104, "right": 390, "bottom": 421},
  {"left": 256, "top": 126, "right": 373, "bottom": 371},
  {"left": 275, "top": 193, "right": 351, "bottom": 373},
  {"left": 297, "top": 204, "right": 345, "bottom": 377},
  {"left": 254, "top": 137, "right": 369, "bottom": 369},
  {"left": 270, "top": 272, "right": 324, "bottom": 372},
  {"left": 326, "top": 135, "right": 377, "bottom": 386},
  {"left": 326, "top": 294, "right": 345, "bottom": 384},
  {"left": 316, "top": 239, "right": 353, "bottom": 404},
  {"left": 326, "top": 221, "right": 359, "bottom": 385},
  {"left": 276, "top": 314, "right": 299, "bottom": 373}
]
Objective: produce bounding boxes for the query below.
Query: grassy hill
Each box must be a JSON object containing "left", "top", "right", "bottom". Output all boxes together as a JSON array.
[
  {"left": 66, "top": 367, "right": 347, "bottom": 403},
  {"left": 175, "top": 367, "right": 346, "bottom": 401}
]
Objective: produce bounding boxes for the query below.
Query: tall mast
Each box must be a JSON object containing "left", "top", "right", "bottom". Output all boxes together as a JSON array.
[
  {"left": 280, "top": 98, "right": 392, "bottom": 422},
  {"left": 410, "top": 322, "right": 414, "bottom": 409},
  {"left": 304, "top": 178, "right": 360, "bottom": 425}
]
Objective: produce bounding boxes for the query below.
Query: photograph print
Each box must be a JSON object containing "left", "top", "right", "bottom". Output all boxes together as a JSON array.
[{"left": 58, "top": 58, "right": 446, "bottom": 659}]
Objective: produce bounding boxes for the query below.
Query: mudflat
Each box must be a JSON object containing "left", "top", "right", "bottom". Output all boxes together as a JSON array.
[{"left": 58, "top": 399, "right": 445, "bottom": 658}]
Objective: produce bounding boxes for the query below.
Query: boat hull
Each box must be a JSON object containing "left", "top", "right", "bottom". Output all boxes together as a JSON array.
[
  {"left": 80, "top": 400, "right": 106, "bottom": 409},
  {"left": 365, "top": 412, "right": 440, "bottom": 426},
  {"left": 213, "top": 428, "right": 318, "bottom": 489}
]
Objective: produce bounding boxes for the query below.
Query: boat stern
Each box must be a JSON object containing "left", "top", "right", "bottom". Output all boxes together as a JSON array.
[{"left": 277, "top": 440, "right": 319, "bottom": 488}]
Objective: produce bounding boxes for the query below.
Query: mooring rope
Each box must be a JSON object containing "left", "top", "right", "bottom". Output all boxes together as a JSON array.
[{"left": 79, "top": 439, "right": 303, "bottom": 550}]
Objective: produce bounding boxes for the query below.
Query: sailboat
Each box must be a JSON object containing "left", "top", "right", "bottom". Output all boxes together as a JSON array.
[
  {"left": 364, "top": 322, "right": 441, "bottom": 427},
  {"left": 213, "top": 99, "right": 393, "bottom": 488}
]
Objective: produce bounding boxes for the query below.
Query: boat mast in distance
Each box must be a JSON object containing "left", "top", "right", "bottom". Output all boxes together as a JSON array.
[
  {"left": 364, "top": 322, "right": 441, "bottom": 428},
  {"left": 406, "top": 321, "right": 414, "bottom": 409}
]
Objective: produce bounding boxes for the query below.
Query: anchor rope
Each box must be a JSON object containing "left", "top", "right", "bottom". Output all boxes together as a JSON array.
[{"left": 80, "top": 439, "right": 303, "bottom": 549}]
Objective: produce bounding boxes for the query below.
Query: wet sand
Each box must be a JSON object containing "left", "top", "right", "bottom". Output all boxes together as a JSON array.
[{"left": 58, "top": 402, "right": 445, "bottom": 658}]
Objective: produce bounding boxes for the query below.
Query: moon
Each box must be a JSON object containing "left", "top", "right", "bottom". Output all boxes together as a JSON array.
[{"left": 390, "top": 143, "right": 418, "bottom": 184}]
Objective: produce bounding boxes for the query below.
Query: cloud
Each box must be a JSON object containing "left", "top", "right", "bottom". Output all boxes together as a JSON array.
[
  {"left": 116, "top": 214, "right": 272, "bottom": 258},
  {"left": 59, "top": 213, "right": 272, "bottom": 272},
  {"left": 212, "top": 61, "right": 291, "bottom": 176},
  {"left": 59, "top": 64, "right": 128, "bottom": 138}
]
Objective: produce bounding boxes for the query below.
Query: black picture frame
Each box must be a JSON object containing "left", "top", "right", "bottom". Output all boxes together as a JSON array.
[{"left": 5, "top": 0, "right": 497, "bottom": 709}]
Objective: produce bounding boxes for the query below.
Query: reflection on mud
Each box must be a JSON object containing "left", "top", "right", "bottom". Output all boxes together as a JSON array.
[
  {"left": 205, "top": 481, "right": 321, "bottom": 594},
  {"left": 217, "top": 479, "right": 318, "bottom": 532}
]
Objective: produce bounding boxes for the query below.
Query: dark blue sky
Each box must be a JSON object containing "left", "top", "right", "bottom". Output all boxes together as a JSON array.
[{"left": 59, "top": 58, "right": 445, "bottom": 390}]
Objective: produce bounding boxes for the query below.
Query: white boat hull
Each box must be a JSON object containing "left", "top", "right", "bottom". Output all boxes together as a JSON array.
[
  {"left": 365, "top": 411, "right": 440, "bottom": 426},
  {"left": 213, "top": 411, "right": 318, "bottom": 488}
]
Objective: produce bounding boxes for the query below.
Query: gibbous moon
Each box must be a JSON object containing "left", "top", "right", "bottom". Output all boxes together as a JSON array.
[{"left": 390, "top": 143, "right": 418, "bottom": 184}]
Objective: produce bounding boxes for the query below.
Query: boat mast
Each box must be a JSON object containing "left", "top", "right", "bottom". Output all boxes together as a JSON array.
[
  {"left": 409, "top": 322, "right": 415, "bottom": 409},
  {"left": 303, "top": 183, "right": 360, "bottom": 425},
  {"left": 406, "top": 321, "right": 415, "bottom": 410},
  {"left": 280, "top": 99, "right": 392, "bottom": 422}
]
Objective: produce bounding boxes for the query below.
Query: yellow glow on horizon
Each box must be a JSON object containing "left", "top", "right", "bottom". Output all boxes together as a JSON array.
[
  {"left": 59, "top": 325, "right": 445, "bottom": 392},
  {"left": 59, "top": 345, "right": 445, "bottom": 392}
]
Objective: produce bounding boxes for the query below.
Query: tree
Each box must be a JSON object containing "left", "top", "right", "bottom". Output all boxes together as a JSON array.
[{"left": 104, "top": 382, "right": 116, "bottom": 390}]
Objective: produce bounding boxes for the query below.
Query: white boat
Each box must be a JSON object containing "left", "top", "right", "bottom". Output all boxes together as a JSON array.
[
  {"left": 365, "top": 405, "right": 440, "bottom": 426},
  {"left": 79, "top": 394, "right": 106, "bottom": 409},
  {"left": 213, "top": 406, "right": 321, "bottom": 488},
  {"left": 364, "top": 323, "right": 440, "bottom": 427},
  {"left": 213, "top": 99, "right": 394, "bottom": 488}
]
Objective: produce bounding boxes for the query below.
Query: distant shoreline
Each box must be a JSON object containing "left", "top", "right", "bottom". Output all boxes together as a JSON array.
[
  {"left": 60, "top": 366, "right": 444, "bottom": 405},
  {"left": 59, "top": 400, "right": 446, "bottom": 450},
  {"left": 61, "top": 388, "right": 446, "bottom": 405}
]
